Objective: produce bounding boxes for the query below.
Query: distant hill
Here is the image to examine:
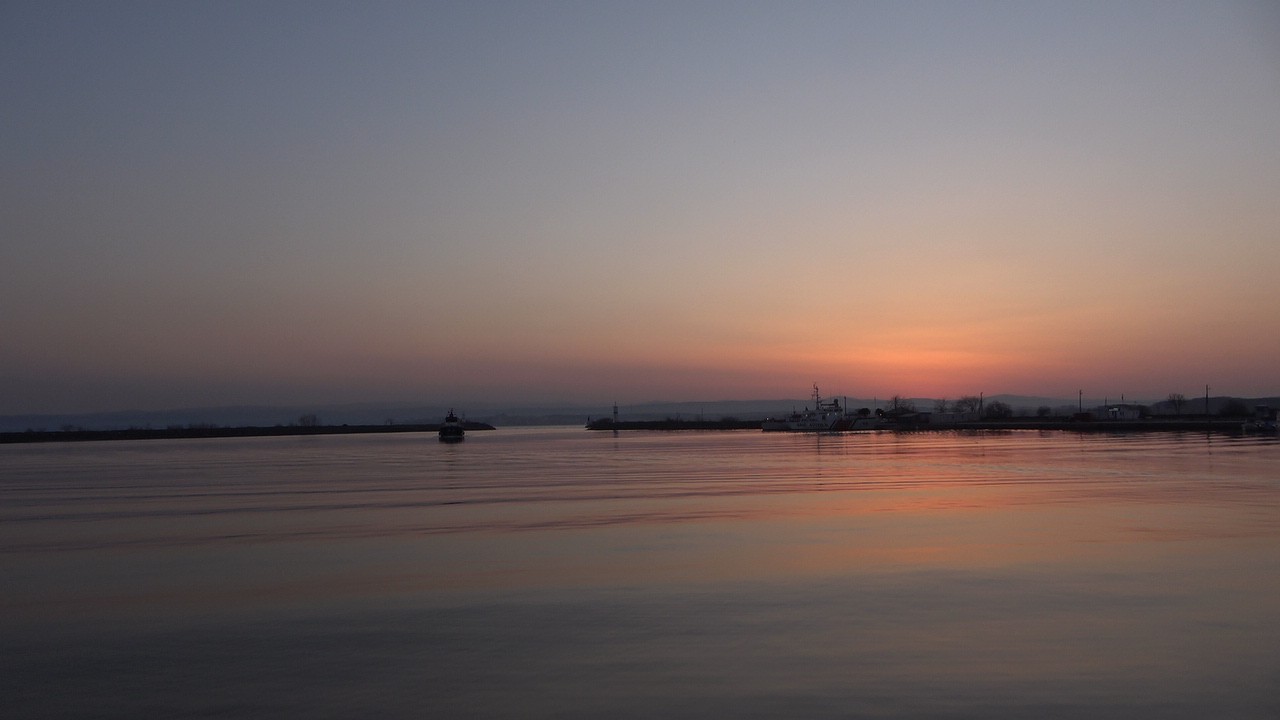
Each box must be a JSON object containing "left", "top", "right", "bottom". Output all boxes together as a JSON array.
[{"left": 0, "top": 403, "right": 448, "bottom": 434}]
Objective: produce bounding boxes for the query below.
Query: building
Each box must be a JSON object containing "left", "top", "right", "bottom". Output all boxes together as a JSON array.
[{"left": 1102, "top": 404, "right": 1144, "bottom": 420}]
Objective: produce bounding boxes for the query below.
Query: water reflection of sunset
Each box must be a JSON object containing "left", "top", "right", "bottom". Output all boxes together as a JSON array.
[{"left": 7, "top": 429, "right": 1280, "bottom": 718}]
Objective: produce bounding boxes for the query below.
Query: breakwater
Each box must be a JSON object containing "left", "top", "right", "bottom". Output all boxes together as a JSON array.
[
  {"left": 0, "top": 422, "right": 496, "bottom": 444},
  {"left": 588, "top": 418, "right": 1249, "bottom": 433}
]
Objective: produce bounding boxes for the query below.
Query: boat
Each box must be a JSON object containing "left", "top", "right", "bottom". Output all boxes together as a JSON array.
[
  {"left": 438, "top": 409, "right": 465, "bottom": 442},
  {"left": 1242, "top": 406, "right": 1278, "bottom": 433},
  {"left": 762, "top": 385, "right": 884, "bottom": 432}
]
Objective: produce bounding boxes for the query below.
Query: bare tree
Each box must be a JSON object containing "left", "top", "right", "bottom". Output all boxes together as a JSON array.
[
  {"left": 934, "top": 398, "right": 949, "bottom": 413},
  {"left": 984, "top": 401, "right": 1013, "bottom": 419},
  {"left": 1167, "top": 393, "right": 1186, "bottom": 415},
  {"left": 887, "top": 395, "right": 915, "bottom": 413},
  {"left": 954, "top": 395, "right": 982, "bottom": 414}
]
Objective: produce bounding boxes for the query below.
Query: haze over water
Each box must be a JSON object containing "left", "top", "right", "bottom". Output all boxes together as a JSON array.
[{"left": 4, "top": 429, "right": 1278, "bottom": 718}]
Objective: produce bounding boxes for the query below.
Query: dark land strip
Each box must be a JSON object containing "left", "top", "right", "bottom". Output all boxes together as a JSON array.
[
  {"left": 1, "top": 422, "right": 496, "bottom": 444},
  {"left": 586, "top": 418, "right": 1252, "bottom": 433}
]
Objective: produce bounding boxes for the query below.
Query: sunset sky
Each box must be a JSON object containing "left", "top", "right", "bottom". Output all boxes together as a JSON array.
[{"left": 4, "top": 1, "right": 1278, "bottom": 414}]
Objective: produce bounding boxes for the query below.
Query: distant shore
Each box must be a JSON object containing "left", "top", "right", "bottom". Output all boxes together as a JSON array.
[
  {"left": 0, "top": 422, "right": 496, "bottom": 444},
  {"left": 586, "top": 418, "right": 1256, "bottom": 433},
  {"left": 2, "top": 417, "right": 1265, "bottom": 444}
]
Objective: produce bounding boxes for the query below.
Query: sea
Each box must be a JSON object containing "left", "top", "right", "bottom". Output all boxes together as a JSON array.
[{"left": 3, "top": 427, "right": 1278, "bottom": 719}]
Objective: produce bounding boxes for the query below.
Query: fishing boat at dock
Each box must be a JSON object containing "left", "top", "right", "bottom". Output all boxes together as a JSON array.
[{"left": 762, "top": 385, "right": 885, "bottom": 432}]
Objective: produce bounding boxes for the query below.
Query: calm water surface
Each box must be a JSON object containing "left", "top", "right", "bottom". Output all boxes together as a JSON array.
[{"left": 3, "top": 428, "right": 1278, "bottom": 718}]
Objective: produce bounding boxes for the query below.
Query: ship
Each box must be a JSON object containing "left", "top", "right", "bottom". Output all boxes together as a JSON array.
[
  {"left": 438, "top": 409, "right": 465, "bottom": 442},
  {"left": 761, "top": 385, "right": 886, "bottom": 432}
]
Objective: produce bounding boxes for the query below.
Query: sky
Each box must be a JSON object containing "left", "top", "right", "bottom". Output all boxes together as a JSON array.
[{"left": 3, "top": 1, "right": 1278, "bottom": 414}]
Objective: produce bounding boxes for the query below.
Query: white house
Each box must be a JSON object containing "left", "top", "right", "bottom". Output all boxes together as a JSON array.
[{"left": 1103, "top": 404, "right": 1143, "bottom": 420}]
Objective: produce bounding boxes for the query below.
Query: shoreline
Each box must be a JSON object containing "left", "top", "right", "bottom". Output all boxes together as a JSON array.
[
  {"left": 586, "top": 418, "right": 1257, "bottom": 434},
  {"left": 3, "top": 418, "right": 1266, "bottom": 443},
  {"left": 0, "top": 422, "right": 496, "bottom": 445}
]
